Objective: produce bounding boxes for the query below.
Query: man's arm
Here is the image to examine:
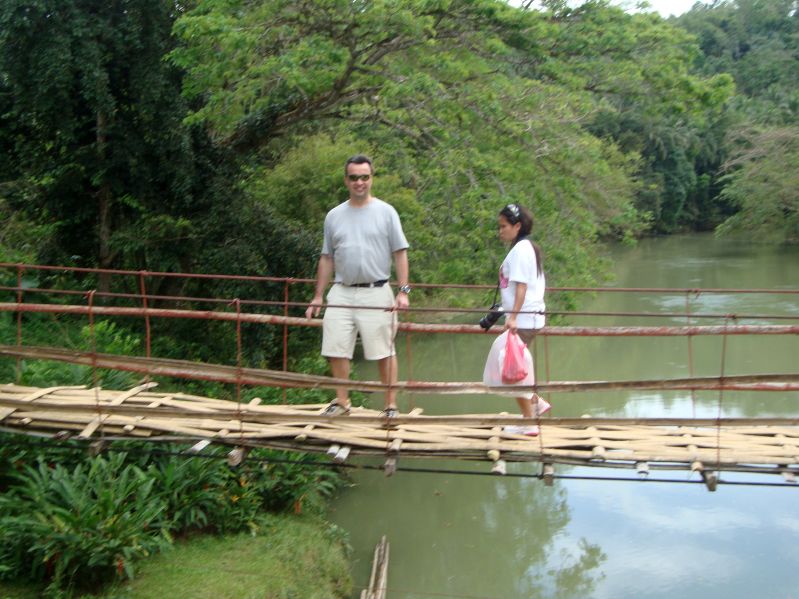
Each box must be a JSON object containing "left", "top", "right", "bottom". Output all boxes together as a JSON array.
[
  {"left": 394, "top": 249, "right": 410, "bottom": 310},
  {"left": 305, "top": 254, "right": 334, "bottom": 318}
]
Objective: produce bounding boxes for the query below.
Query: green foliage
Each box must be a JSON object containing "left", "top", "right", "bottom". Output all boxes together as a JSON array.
[
  {"left": 0, "top": 513, "right": 353, "bottom": 599},
  {"left": 674, "top": 0, "right": 799, "bottom": 237},
  {"left": 177, "top": 1, "right": 659, "bottom": 289},
  {"left": 0, "top": 198, "right": 52, "bottom": 263},
  {"left": 0, "top": 454, "right": 170, "bottom": 596},
  {"left": 540, "top": 2, "right": 735, "bottom": 232},
  {"left": 17, "top": 320, "right": 141, "bottom": 390},
  {"left": 0, "top": 437, "right": 347, "bottom": 595},
  {"left": 716, "top": 126, "right": 799, "bottom": 243},
  {"left": 149, "top": 445, "right": 344, "bottom": 524},
  {"left": 244, "top": 133, "right": 419, "bottom": 237},
  {"left": 1, "top": 0, "right": 795, "bottom": 307},
  {"left": 4, "top": 0, "right": 748, "bottom": 298},
  {"left": 253, "top": 453, "right": 341, "bottom": 515},
  {"left": 169, "top": 0, "right": 742, "bottom": 285},
  {"left": 0, "top": 0, "right": 201, "bottom": 273},
  {"left": 0, "top": 1, "right": 325, "bottom": 375},
  {"left": 142, "top": 446, "right": 343, "bottom": 534},
  {"left": 678, "top": 0, "right": 799, "bottom": 116},
  {"left": 144, "top": 455, "right": 228, "bottom": 533}
]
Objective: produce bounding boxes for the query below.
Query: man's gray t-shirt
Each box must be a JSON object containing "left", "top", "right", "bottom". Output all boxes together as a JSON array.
[{"left": 321, "top": 198, "right": 409, "bottom": 285}]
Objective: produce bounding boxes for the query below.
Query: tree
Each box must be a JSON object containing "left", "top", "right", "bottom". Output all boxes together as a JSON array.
[
  {"left": 676, "top": 0, "right": 799, "bottom": 238},
  {"left": 526, "top": 1, "right": 733, "bottom": 232},
  {"left": 0, "top": 0, "right": 198, "bottom": 290},
  {"left": 716, "top": 126, "right": 799, "bottom": 243},
  {"left": 0, "top": 0, "right": 328, "bottom": 368},
  {"left": 679, "top": 0, "right": 799, "bottom": 104},
  {"left": 171, "top": 0, "right": 649, "bottom": 290}
]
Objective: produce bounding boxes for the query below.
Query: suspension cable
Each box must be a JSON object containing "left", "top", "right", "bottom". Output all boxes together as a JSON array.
[{"left": 2, "top": 436, "right": 797, "bottom": 489}]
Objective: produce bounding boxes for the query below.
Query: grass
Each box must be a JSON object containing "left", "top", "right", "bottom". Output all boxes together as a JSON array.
[
  {"left": 0, "top": 513, "right": 352, "bottom": 599},
  {"left": 0, "top": 580, "right": 41, "bottom": 599}
]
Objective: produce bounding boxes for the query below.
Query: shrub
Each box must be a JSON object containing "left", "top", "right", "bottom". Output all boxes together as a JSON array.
[
  {"left": 146, "top": 454, "right": 227, "bottom": 533},
  {"left": 128, "top": 445, "right": 344, "bottom": 534},
  {"left": 147, "top": 447, "right": 344, "bottom": 535},
  {"left": 0, "top": 437, "right": 346, "bottom": 597},
  {"left": 250, "top": 451, "right": 341, "bottom": 515},
  {"left": 147, "top": 448, "right": 264, "bottom": 536},
  {"left": 0, "top": 453, "right": 171, "bottom": 596}
]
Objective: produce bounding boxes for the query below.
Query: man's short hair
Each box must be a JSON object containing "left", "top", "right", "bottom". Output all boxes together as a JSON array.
[{"left": 345, "top": 154, "right": 373, "bottom": 175}]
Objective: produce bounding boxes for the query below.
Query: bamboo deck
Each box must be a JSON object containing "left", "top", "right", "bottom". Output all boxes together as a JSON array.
[{"left": 2, "top": 383, "right": 799, "bottom": 484}]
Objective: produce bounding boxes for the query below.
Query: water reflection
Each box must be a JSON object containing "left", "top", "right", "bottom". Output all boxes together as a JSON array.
[
  {"left": 330, "top": 463, "right": 605, "bottom": 599},
  {"left": 565, "top": 477, "right": 799, "bottom": 599}
]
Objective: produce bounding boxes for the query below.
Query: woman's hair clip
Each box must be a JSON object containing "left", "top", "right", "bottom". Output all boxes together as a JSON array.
[{"left": 503, "top": 203, "right": 521, "bottom": 223}]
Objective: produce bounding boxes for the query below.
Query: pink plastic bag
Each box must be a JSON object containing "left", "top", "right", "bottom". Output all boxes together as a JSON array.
[
  {"left": 482, "top": 331, "right": 535, "bottom": 398},
  {"left": 501, "top": 331, "right": 528, "bottom": 384}
]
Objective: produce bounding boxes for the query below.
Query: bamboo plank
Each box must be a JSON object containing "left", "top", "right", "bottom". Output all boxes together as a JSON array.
[
  {"left": 0, "top": 385, "right": 87, "bottom": 421},
  {"left": 2, "top": 383, "right": 799, "bottom": 475},
  {"left": 78, "top": 382, "right": 158, "bottom": 438},
  {"left": 3, "top": 392, "right": 799, "bottom": 428}
]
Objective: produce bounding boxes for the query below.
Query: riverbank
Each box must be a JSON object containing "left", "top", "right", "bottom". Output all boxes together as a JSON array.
[{"left": 0, "top": 513, "right": 352, "bottom": 598}]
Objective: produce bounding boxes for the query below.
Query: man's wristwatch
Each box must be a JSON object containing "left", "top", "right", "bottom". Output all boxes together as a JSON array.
[{"left": 398, "top": 285, "right": 412, "bottom": 295}]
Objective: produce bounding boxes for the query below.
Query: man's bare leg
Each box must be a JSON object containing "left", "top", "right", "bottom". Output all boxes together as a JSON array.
[
  {"left": 378, "top": 354, "right": 399, "bottom": 410},
  {"left": 329, "top": 357, "right": 351, "bottom": 408}
]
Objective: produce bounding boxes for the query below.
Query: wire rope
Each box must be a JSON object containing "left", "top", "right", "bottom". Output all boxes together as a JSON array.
[{"left": 2, "top": 436, "right": 796, "bottom": 489}]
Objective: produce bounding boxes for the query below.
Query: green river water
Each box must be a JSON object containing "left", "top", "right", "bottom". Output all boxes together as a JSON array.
[{"left": 329, "top": 233, "right": 799, "bottom": 599}]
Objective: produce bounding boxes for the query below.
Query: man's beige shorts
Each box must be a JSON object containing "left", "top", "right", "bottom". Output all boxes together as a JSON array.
[{"left": 322, "top": 284, "right": 397, "bottom": 360}]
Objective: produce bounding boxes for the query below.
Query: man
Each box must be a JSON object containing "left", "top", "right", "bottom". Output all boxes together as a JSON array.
[{"left": 305, "top": 154, "right": 411, "bottom": 417}]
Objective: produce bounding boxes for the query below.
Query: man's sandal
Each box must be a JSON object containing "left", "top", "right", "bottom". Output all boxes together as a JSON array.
[{"left": 322, "top": 402, "right": 351, "bottom": 416}]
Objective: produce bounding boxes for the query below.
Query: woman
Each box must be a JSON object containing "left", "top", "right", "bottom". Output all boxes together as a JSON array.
[{"left": 495, "top": 203, "right": 549, "bottom": 436}]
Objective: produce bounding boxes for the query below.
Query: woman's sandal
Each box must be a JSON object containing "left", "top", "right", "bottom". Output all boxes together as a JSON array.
[{"left": 380, "top": 407, "right": 398, "bottom": 419}]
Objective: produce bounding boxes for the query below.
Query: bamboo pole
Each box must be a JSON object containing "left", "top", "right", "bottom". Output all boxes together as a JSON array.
[
  {"left": 2, "top": 345, "right": 798, "bottom": 396},
  {"left": 3, "top": 302, "right": 799, "bottom": 337}
]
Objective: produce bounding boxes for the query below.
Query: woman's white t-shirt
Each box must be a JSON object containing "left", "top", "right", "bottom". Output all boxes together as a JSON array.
[{"left": 499, "top": 239, "right": 546, "bottom": 329}]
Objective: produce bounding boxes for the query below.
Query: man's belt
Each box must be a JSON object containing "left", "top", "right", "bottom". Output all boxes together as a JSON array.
[{"left": 344, "top": 279, "right": 388, "bottom": 288}]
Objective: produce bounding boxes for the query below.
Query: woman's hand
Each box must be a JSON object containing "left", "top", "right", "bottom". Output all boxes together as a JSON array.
[{"left": 504, "top": 314, "right": 518, "bottom": 332}]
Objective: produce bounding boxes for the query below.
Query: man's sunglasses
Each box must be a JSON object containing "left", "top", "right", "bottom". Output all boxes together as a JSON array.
[{"left": 347, "top": 174, "right": 371, "bottom": 182}]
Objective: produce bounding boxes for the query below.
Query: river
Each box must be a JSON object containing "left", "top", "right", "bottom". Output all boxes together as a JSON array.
[{"left": 329, "top": 233, "right": 799, "bottom": 599}]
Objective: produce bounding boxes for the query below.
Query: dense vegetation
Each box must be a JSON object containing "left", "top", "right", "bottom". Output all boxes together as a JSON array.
[
  {"left": 0, "top": 436, "right": 346, "bottom": 596},
  {"left": 675, "top": 0, "right": 799, "bottom": 242},
  {"left": 1, "top": 0, "right": 798, "bottom": 594},
  {"left": 3, "top": 0, "right": 795, "bottom": 298}
]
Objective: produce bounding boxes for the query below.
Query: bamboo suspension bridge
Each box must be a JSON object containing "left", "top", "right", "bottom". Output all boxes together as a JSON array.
[{"left": 1, "top": 262, "right": 798, "bottom": 490}]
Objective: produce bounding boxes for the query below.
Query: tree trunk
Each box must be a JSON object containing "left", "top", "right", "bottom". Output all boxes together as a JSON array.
[{"left": 96, "top": 111, "right": 112, "bottom": 296}]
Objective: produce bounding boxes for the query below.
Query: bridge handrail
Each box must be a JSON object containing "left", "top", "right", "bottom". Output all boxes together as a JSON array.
[
  {"left": 2, "top": 302, "right": 799, "bottom": 336},
  {"left": 3, "top": 261, "right": 799, "bottom": 295}
]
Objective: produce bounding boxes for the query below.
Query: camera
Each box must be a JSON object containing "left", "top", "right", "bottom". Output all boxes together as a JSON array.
[{"left": 479, "top": 303, "right": 504, "bottom": 330}]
